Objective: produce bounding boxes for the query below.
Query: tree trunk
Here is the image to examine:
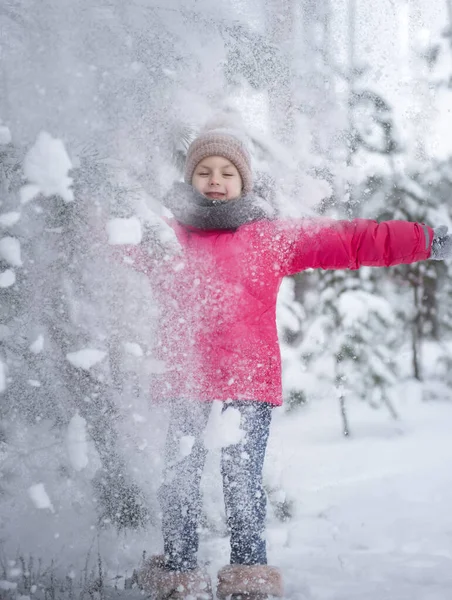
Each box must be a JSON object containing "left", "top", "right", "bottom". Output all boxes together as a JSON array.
[
  {"left": 347, "top": 0, "right": 357, "bottom": 164},
  {"left": 336, "top": 363, "right": 351, "bottom": 437},
  {"left": 411, "top": 271, "right": 422, "bottom": 381},
  {"left": 446, "top": 0, "right": 452, "bottom": 42},
  {"left": 265, "top": 0, "right": 296, "bottom": 146},
  {"left": 422, "top": 267, "right": 439, "bottom": 339},
  {"left": 335, "top": 0, "right": 357, "bottom": 211},
  {"left": 382, "top": 394, "right": 399, "bottom": 420},
  {"left": 339, "top": 391, "right": 351, "bottom": 437}
]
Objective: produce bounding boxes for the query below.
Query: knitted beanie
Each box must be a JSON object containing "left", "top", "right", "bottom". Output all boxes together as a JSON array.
[{"left": 184, "top": 128, "right": 253, "bottom": 195}]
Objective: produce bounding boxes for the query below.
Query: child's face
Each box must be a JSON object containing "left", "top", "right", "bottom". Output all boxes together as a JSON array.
[{"left": 192, "top": 156, "right": 243, "bottom": 201}]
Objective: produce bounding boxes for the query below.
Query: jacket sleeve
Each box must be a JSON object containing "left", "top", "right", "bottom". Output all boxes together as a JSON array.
[{"left": 262, "top": 218, "right": 433, "bottom": 276}]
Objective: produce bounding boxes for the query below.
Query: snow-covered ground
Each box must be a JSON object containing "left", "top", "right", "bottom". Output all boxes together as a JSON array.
[
  {"left": 199, "top": 393, "right": 452, "bottom": 600},
  {"left": 269, "top": 397, "right": 452, "bottom": 599},
  {"left": 1, "top": 391, "right": 451, "bottom": 599}
]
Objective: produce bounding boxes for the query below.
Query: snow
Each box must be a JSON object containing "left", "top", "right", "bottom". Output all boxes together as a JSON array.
[
  {"left": 0, "top": 391, "right": 450, "bottom": 599},
  {"left": 0, "top": 124, "right": 12, "bottom": 145},
  {"left": 198, "top": 399, "right": 452, "bottom": 600},
  {"left": 180, "top": 435, "right": 195, "bottom": 458},
  {"left": 338, "top": 290, "right": 395, "bottom": 328},
  {"left": 27, "top": 379, "right": 41, "bottom": 387},
  {"left": 28, "top": 483, "right": 54, "bottom": 513},
  {"left": 132, "top": 413, "right": 146, "bottom": 423},
  {"left": 147, "top": 358, "right": 168, "bottom": 374},
  {"left": 106, "top": 217, "right": 142, "bottom": 245},
  {"left": 29, "top": 334, "right": 44, "bottom": 354},
  {"left": 0, "top": 236, "right": 22, "bottom": 267},
  {"left": 268, "top": 401, "right": 452, "bottom": 599},
  {"left": 0, "top": 359, "right": 6, "bottom": 393},
  {"left": 66, "top": 412, "right": 89, "bottom": 471},
  {"left": 203, "top": 401, "right": 245, "bottom": 450},
  {"left": 124, "top": 341, "right": 144, "bottom": 357},
  {"left": 0, "top": 269, "right": 16, "bottom": 288},
  {"left": 295, "top": 173, "right": 333, "bottom": 211},
  {"left": 7, "top": 570, "right": 21, "bottom": 581},
  {"left": 21, "top": 131, "right": 73, "bottom": 203},
  {"left": 0, "top": 212, "right": 21, "bottom": 227},
  {"left": 0, "top": 581, "right": 17, "bottom": 591},
  {"left": 105, "top": 165, "right": 181, "bottom": 252},
  {"left": 66, "top": 348, "right": 107, "bottom": 370},
  {"left": 19, "top": 184, "right": 41, "bottom": 205},
  {"left": 2, "top": 4, "right": 452, "bottom": 599}
]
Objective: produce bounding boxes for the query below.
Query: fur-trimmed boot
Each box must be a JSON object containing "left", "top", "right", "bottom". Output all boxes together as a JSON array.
[
  {"left": 216, "top": 564, "right": 284, "bottom": 599},
  {"left": 139, "top": 555, "right": 213, "bottom": 600}
]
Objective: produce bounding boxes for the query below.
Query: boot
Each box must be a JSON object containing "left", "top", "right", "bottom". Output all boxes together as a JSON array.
[
  {"left": 216, "top": 564, "right": 283, "bottom": 599},
  {"left": 139, "top": 554, "right": 213, "bottom": 600}
]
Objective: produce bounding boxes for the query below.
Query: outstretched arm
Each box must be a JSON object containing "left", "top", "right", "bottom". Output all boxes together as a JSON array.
[{"left": 261, "top": 218, "right": 433, "bottom": 276}]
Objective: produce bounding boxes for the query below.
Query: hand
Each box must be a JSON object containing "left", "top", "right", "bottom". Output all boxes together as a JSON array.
[{"left": 430, "top": 225, "right": 452, "bottom": 260}]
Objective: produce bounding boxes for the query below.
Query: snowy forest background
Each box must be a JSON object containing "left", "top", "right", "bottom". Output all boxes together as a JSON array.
[{"left": 1, "top": 0, "right": 452, "bottom": 598}]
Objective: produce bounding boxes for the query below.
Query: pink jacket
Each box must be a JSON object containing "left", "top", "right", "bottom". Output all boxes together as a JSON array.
[{"left": 123, "top": 218, "right": 433, "bottom": 406}]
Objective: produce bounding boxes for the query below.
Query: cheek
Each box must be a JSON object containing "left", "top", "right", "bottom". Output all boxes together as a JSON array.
[
  {"left": 229, "top": 178, "right": 242, "bottom": 193},
  {"left": 226, "top": 180, "right": 243, "bottom": 200},
  {"left": 192, "top": 177, "right": 204, "bottom": 191}
]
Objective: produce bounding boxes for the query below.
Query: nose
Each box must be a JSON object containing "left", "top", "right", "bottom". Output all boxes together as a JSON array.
[{"left": 209, "top": 173, "right": 220, "bottom": 186}]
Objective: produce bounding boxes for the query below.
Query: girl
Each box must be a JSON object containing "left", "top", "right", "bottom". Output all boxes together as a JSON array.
[{"left": 118, "top": 126, "right": 451, "bottom": 600}]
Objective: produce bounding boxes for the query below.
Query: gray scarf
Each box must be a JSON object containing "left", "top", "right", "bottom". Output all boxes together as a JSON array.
[{"left": 161, "top": 182, "right": 275, "bottom": 231}]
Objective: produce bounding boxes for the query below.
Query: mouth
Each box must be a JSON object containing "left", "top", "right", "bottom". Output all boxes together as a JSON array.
[{"left": 205, "top": 192, "right": 227, "bottom": 200}]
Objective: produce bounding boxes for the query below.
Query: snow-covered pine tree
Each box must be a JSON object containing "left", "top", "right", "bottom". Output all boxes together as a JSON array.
[
  {"left": 296, "top": 267, "right": 400, "bottom": 436},
  {"left": 1, "top": 131, "right": 152, "bottom": 531},
  {"left": 0, "top": 128, "right": 25, "bottom": 498},
  {"left": 69, "top": 149, "right": 153, "bottom": 530},
  {"left": 295, "top": 77, "right": 405, "bottom": 434},
  {"left": 360, "top": 170, "right": 443, "bottom": 382},
  {"left": 418, "top": 158, "right": 452, "bottom": 388},
  {"left": 356, "top": 27, "right": 452, "bottom": 385}
]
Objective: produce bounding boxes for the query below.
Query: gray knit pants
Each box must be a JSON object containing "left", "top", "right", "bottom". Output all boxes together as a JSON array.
[{"left": 158, "top": 399, "right": 272, "bottom": 571}]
